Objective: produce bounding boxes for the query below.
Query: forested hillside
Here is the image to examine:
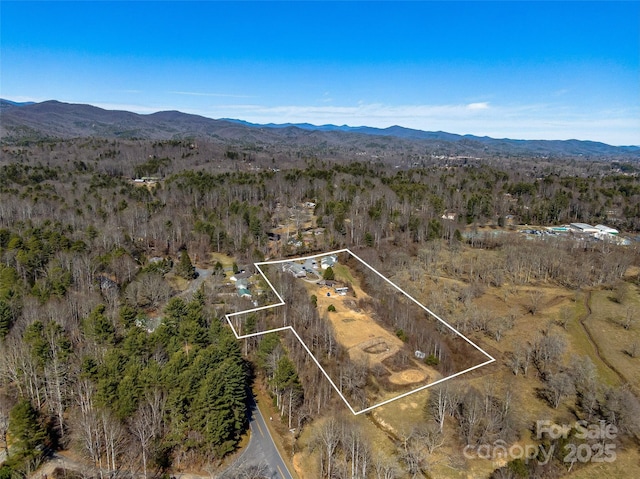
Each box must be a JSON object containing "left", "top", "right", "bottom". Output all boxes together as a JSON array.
[
  {"left": 1, "top": 135, "right": 639, "bottom": 478},
  {"left": 2, "top": 100, "right": 640, "bottom": 161}
]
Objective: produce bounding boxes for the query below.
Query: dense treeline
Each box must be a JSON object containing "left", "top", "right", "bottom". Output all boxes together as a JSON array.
[
  {"left": 1, "top": 139, "right": 640, "bottom": 477},
  {"left": 2, "top": 141, "right": 640, "bottom": 249},
  {"left": 239, "top": 271, "right": 349, "bottom": 418},
  {"left": 0, "top": 286, "right": 249, "bottom": 476}
]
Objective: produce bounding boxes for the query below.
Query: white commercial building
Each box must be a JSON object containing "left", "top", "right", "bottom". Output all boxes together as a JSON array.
[
  {"left": 569, "top": 223, "right": 599, "bottom": 234},
  {"left": 595, "top": 224, "right": 619, "bottom": 235}
]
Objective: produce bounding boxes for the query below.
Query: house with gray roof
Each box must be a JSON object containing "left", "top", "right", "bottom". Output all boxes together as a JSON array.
[{"left": 320, "top": 254, "right": 338, "bottom": 270}]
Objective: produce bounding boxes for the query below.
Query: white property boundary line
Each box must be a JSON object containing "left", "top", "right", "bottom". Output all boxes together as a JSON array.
[{"left": 225, "top": 248, "right": 495, "bottom": 415}]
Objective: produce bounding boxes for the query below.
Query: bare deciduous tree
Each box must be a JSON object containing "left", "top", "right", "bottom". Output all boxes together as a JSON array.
[
  {"left": 457, "top": 388, "right": 483, "bottom": 444},
  {"left": 533, "top": 333, "right": 566, "bottom": 373},
  {"left": 510, "top": 340, "right": 533, "bottom": 376},
  {"left": 373, "top": 454, "right": 401, "bottom": 479},
  {"left": 526, "top": 290, "right": 544, "bottom": 315},
  {"left": 544, "top": 372, "right": 576, "bottom": 409},
  {"left": 0, "top": 392, "right": 12, "bottom": 458},
  {"left": 100, "top": 409, "right": 127, "bottom": 475},
  {"left": 558, "top": 306, "right": 572, "bottom": 329},
  {"left": 415, "top": 421, "right": 444, "bottom": 454},
  {"left": 129, "top": 400, "right": 159, "bottom": 478},
  {"left": 313, "top": 417, "right": 340, "bottom": 479},
  {"left": 611, "top": 281, "right": 629, "bottom": 304},
  {"left": 602, "top": 386, "right": 640, "bottom": 435},
  {"left": 398, "top": 429, "right": 427, "bottom": 478},
  {"left": 125, "top": 272, "right": 172, "bottom": 309},
  {"left": 622, "top": 306, "right": 635, "bottom": 330}
]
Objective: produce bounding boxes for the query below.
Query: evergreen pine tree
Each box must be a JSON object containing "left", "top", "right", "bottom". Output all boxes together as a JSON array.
[
  {"left": 323, "top": 266, "right": 335, "bottom": 281},
  {"left": 8, "top": 400, "right": 46, "bottom": 463},
  {"left": 0, "top": 300, "right": 13, "bottom": 339},
  {"left": 177, "top": 250, "right": 196, "bottom": 279}
]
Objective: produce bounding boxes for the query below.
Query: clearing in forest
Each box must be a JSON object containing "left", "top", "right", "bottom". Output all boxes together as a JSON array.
[{"left": 226, "top": 249, "right": 495, "bottom": 414}]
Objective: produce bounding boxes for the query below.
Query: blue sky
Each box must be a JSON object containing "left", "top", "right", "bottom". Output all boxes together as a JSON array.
[{"left": 1, "top": 1, "right": 639, "bottom": 145}]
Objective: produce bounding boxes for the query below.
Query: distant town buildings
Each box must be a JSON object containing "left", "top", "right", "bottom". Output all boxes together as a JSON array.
[{"left": 548, "top": 223, "right": 630, "bottom": 245}]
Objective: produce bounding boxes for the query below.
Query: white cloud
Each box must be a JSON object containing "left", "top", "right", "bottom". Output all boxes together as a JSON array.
[
  {"left": 214, "top": 102, "right": 494, "bottom": 123},
  {"left": 204, "top": 102, "right": 640, "bottom": 146},
  {"left": 466, "top": 102, "right": 490, "bottom": 110},
  {"left": 14, "top": 95, "right": 636, "bottom": 146}
]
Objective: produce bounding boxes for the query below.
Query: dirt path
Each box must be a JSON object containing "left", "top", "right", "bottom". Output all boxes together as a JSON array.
[{"left": 578, "top": 290, "right": 635, "bottom": 392}]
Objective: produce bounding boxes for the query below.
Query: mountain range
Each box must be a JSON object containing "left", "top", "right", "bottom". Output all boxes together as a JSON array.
[{"left": 1, "top": 99, "right": 639, "bottom": 160}]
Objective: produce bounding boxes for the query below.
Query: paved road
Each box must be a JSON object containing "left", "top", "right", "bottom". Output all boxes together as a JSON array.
[
  {"left": 220, "top": 396, "right": 294, "bottom": 479},
  {"left": 182, "top": 267, "right": 212, "bottom": 297},
  {"left": 147, "top": 267, "right": 213, "bottom": 332},
  {"left": 23, "top": 396, "right": 294, "bottom": 479}
]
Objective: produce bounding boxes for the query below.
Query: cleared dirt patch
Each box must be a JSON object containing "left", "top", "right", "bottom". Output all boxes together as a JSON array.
[
  {"left": 388, "top": 369, "right": 428, "bottom": 385},
  {"left": 310, "top": 279, "right": 442, "bottom": 393},
  {"left": 363, "top": 339, "right": 392, "bottom": 354},
  {"left": 355, "top": 337, "right": 400, "bottom": 363},
  {"left": 313, "top": 284, "right": 401, "bottom": 352}
]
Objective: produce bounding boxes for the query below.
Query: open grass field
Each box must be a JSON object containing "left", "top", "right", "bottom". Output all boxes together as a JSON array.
[
  {"left": 368, "top": 262, "right": 639, "bottom": 477},
  {"left": 312, "top": 283, "right": 400, "bottom": 349},
  {"left": 303, "top": 263, "right": 442, "bottom": 403},
  {"left": 208, "top": 251, "right": 235, "bottom": 269},
  {"left": 165, "top": 271, "right": 189, "bottom": 291},
  {"left": 586, "top": 288, "right": 640, "bottom": 391},
  {"left": 567, "top": 445, "right": 640, "bottom": 479},
  {"left": 255, "top": 247, "right": 640, "bottom": 478}
]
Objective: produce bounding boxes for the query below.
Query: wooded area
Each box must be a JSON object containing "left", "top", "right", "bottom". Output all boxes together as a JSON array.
[{"left": 1, "top": 137, "right": 639, "bottom": 478}]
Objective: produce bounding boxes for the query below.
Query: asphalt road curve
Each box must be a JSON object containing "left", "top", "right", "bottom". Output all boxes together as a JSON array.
[{"left": 220, "top": 396, "right": 294, "bottom": 479}]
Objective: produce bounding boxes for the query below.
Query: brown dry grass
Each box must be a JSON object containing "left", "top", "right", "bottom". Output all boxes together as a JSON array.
[
  {"left": 307, "top": 275, "right": 440, "bottom": 389},
  {"left": 373, "top": 263, "right": 638, "bottom": 476},
  {"left": 566, "top": 445, "right": 640, "bottom": 478},
  {"left": 208, "top": 251, "right": 235, "bottom": 269},
  {"left": 388, "top": 369, "right": 428, "bottom": 385},
  {"left": 586, "top": 288, "right": 640, "bottom": 391},
  {"left": 372, "top": 392, "right": 429, "bottom": 437},
  {"left": 312, "top": 282, "right": 400, "bottom": 351},
  {"left": 165, "top": 271, "right": 189, "bottom": 292},
  {"left": 285, "top": 246, "right": 640, "bottom": 478}
]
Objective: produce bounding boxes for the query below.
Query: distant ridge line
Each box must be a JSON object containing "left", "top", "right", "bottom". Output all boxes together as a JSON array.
[{"left": 1, "top": 99, "right": 638, "bottom": 157}]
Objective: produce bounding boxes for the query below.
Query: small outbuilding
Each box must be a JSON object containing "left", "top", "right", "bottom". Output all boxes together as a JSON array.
[{"left": 237, "top": 288, "right": 252, "bottom": 299}]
